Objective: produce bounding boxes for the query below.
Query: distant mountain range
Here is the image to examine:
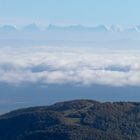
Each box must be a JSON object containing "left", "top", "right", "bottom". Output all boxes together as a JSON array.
[
  {"left": 47, "top": 24, "right": 109, "bottom": 32},
  {"left": 0, "top": 99, "right": 140, "bottom": 140},
  {"left": 0, "top": 24, "right": 140, "bottom": 33}
]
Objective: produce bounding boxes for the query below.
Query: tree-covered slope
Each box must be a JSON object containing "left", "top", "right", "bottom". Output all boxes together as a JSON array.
[{"left": 0, "top": 100, "right": 140, "bottom": 140}]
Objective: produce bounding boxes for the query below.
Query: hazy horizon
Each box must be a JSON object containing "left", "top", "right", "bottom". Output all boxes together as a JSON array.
[{"left": 1, "top": 0, "right": 140, "bottom": 114}]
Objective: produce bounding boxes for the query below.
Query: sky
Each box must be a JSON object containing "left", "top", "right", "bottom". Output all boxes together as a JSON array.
[
  {"left": 0, "top": 0, "right": 140, "bottom": 26},
  {"left": 1, "top": 0, "right": 140, "bottom": 113}
]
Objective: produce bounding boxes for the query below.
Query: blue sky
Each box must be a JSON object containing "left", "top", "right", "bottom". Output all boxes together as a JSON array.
[
  {"left": 1, "top": 0, "right": 140, "bottom": 113},
  {"left": 0, "top": 0, "right": 140, "bottom": 26}
]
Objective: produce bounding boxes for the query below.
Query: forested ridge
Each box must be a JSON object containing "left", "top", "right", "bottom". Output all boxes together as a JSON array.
[{"left": 0, "top": 100, "right": 140, "bottom": 140}]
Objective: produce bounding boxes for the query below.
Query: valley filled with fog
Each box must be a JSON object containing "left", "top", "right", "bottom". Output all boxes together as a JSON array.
[{"left": 1, "top": 27, "right": 140, "bottom": 114}]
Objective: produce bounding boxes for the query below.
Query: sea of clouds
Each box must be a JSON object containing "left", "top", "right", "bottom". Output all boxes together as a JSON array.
[{"left": 0, "top": 46, "right": 140, "bottom": 87}]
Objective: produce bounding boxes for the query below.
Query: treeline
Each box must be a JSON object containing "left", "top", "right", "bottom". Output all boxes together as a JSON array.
[{"left": 0, "top": 100, "right": 140, "bottom": 140}]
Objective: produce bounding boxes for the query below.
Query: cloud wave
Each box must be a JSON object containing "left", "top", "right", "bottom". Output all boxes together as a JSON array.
[{"left": 0, "top": 46, "right": 140, "bottom": 87}]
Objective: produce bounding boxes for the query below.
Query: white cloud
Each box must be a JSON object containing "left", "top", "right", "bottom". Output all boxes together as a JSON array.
[{"left": 0, "top": 46, "right": 140, "bottom": 87}]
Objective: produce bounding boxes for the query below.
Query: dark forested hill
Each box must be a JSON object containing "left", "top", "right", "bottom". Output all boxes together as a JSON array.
[{"left": 0, "top": 100, "right": 140, "bottom": 140}]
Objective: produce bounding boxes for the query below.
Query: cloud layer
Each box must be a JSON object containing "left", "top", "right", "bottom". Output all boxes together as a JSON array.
[{"left": 0, "top": 46, "right": 140, "bottom": 87}]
